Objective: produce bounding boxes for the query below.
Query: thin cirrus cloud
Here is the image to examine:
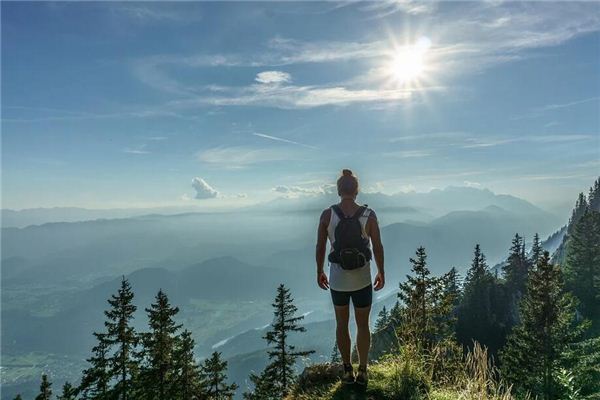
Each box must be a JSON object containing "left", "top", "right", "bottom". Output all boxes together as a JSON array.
[
  {"left": 462, "top": 134, "right": 593, "bottom": 149},
  {"left": 358, "top": 0, "right": 436, "bottom": 18},
  {"left": 512, "top": 96, "right": 600, "bottom": 120},
  {"left": 128, "top": 2, "right": 600, "bottom": 111},
  {"left": 383, "top": 150, "right": 433, "bottom": 158},
  {"left": 252, "top": 132, "right": 317, "bottom": 149},
  {"left": 196, "top": 146, "right": 299, "bottom": 169},
  {"left": 164, "top": 75, "right": 417, "bottom": 110},
  {"left": 123, "top": 144, "right": 150, "bottom": 154}
]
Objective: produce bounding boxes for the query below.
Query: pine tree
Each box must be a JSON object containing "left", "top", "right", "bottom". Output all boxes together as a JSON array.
[
  {"left": 105, "top": 277, "right": 138, "bottom": 400},
  {"left": 434, "top": 267, "right": 460, "bottom": 338},
  {"left": 397, "top": 246, "right": 455, "bottom": 349},
  {"left": 329, "top": 341, "right": 341, "bottom": 364},
  {"left": 244, "top": 366, "right": 278, "bottom": 400},
  {"left": 80, "top": 332, "right": 112, "bottom": 400},
  {"left": 466, "top": 244, "right": 487, "bottom": 283},
  {"left": 389, "top": 300, "right": 402, "bottom": 326},
  {"left": 199, "top": 351, "right": 238, "bottom": 400},
  {"left": 564, "top": 208, "right": 600, "bottom": 330},
  {"left": 139, "top": 290, "right": 182, "bottom": 400},
  {"left": 501, "top": 252, "right": 587, "bottom": 400},
  {"left": 531, "top": 232, "right": 542, "bottom": 267},
  {"left": 172, "top": 330, "right": 202, "bottom": 400},
  {"left": 375, "top": 306, "right": 390, "bottom": 331},
  {"left": 57, "top": 381, "right": 77, "bottom": 400},
  {"left": 588, "top": 177, "right": 600, "bottom": 211},
  {"left": 13, "top": 395, "right": 23, "bottom": 400},
  {"left": 244, "top": 284, "right": 314, "bottom": 399},
  {"left": 35, "top": 374, "right": 52, "bottom": 400},
  {"left": 456, "top": 244, "right": 510, "bottom": 354},
  {"left": 503, "top": 233, "right": 529, "bottom": 297},
  {"left": 443, "top": 267, "right": 461, "bottom": 307}
]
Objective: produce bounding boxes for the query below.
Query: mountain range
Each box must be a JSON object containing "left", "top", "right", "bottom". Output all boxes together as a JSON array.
[{"left": 1, "top": 186, "right": 568, "bottom": 399}]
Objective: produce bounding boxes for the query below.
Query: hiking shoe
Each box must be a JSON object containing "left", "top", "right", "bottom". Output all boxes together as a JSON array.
[
  {"left": 355, "top": 366, "right": 368, "bottom": 386},
  {"left": 341, "top": 364, "right": 355, "bottom": 385}
]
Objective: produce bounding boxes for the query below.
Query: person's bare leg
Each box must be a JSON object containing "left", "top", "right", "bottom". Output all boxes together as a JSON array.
[
  {"left": 354, "top": 305, "right": 371, "bottom": 368},
  {"left": 334, "top": 305, "right": 351, "bottom": 365}
]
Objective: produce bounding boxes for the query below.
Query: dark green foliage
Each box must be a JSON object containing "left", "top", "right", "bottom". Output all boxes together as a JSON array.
[
  {"left": 588, "top": 177, "right": 600, "bottom": 212},
  {"left": 375, "top": 306, "right": 390, "bottom": 331},
  {"left": 13, "top": 395, "right": 23, "bottom": 400},
  {"left": 329, "top": 341, "right": 341, "bottom": 364},
  {"left": 35, "top": 374, "right": 52, "bottom": 400},
  {"left": 199, "top": 351, "right": 238, "bottom": 399},
  {"left": 139, "top": 290, "right": 182, "bottom": 400},
  {"left": 563, "top": 336, "right": 600, "bottom": 399},
  {"left": 244, "top": 284, "right": 314, "bottom": 399},
  {"left": 570, "top": 193, "right": 590, "bottom": 234},
  {"left": 172, "top": 330, "right": 203, "bottom": 400},
  {"left": 389, "top": 300, "right": 402, "bottom": 325},
  {"left": 443, "top": 267, "right": 461, "bottom": 308},
  {"left": 531, "top": 233, "right": 542, "bottom": 267},
  {"left": 501, "top": 252, "right": 587, "bottom": 400},
  {"left": 397, "top": 247, "right": 455, "bottom": 349},
  {"left": 80, "top": 332, "right": 112, "bottom": 400},
  {"left": 57, "top": 381, "right": 77, "bottom": 400},
  {"left": 456, "top": 244, "right": 511, "bottom": 355},
  {"left": 105, "top": 277, "right": 139, "bottom": 400},
  {"left": 564, "top": 208, "right": 600, "bottom": 332},
  {"left": 503, "top": 233, "right": 530, "bottom": 303}
]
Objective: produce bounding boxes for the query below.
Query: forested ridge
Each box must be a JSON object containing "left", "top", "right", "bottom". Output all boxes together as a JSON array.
[{"left": 17, "top": 178, "right": 600, "bottom": 400}]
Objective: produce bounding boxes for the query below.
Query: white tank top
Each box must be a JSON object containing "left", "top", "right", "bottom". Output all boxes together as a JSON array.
[{"left": 327, "top": 205, "right": 372, "bottom": 292}]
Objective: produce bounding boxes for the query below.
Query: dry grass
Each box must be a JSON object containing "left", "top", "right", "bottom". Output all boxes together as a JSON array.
[{"left": 451, "top": 342, "right": 520, "bottom": 400}]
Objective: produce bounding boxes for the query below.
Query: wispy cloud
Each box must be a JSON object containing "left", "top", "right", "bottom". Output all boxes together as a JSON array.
[
  {"left": 165, "top": 80, "right": 419, "bottom": 110},
  {"left": 255, "top": 70, "right": 291, "bottom": 85},
  {"left": 462, "top": 137, "right": 519, "bottom": 149},
  {"left": 1, "top": 106, "right": 196, "bottom": 123},
  {"left": 252, "top": 133, "right": 316, "bottom": 149},
  {"left": 537, "top": 97, "right": 600, "bottom": 112},
  {"left": 383, "top": 149, "right": 432, "bottom": 158},
  {"left": 272, "top": 183, "right": 336, "bottom": 197},
  {"left": 463, "top": 180, "right": 481, "bottom": 188},
  {"left": 512, "top": 96, "right": 600, "bottom": 120},
  {"left": 108, "top": 3, "right": 202, "bottom": 24},
  {"left": 461, "top": 133, "right": 593, "bottom": 149},
  {"left": 359, "top": 0, "right": 436, "bottom": 18},
  {"left": 123, "top": 144, "right": 150, "bottom": 154},
  {"left": 128, "top": 2, "right": 600, "bottom": 111},
  {"left": 196, "top": 146, "right": 300, "bottom": 169},
  {"left": 389, "top": 132, "right": 466, "bottom": 142}
]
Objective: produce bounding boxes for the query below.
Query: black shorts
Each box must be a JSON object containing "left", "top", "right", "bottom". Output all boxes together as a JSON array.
[{"left": 330, "top": 284, "right": 373, "bottom": 308}]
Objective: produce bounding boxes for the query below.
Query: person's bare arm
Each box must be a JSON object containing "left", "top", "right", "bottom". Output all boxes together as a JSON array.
[
  {"left": 316, "top": 209, "right": 330, "bottom": 290},
  {"left": 367, "top": 211, "right": 385, "bottom": 290}
]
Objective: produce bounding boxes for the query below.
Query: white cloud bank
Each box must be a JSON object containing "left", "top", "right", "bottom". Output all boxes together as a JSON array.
[
  {"left": 273, "top": 184, "right": 336, "bottom": 197},
  {"left": 192, "top": 177, "right": 219, "bottom": 199}
]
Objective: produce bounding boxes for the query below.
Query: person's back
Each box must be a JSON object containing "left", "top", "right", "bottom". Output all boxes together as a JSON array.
[{"left": 315, "top": 169, "right": 385, "bottom": 386}]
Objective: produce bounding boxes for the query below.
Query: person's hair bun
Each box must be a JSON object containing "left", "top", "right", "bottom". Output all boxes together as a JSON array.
[{"left": 342, "top": 169, "right": 353, "bottom": 177}]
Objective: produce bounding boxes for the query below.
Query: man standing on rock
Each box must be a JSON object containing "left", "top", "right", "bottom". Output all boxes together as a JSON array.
[{"left": 315, "top": 169, "right": 385, "bottom": 386}]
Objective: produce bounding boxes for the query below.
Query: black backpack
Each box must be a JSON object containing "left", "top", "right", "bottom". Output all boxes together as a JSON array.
[{"left": 328, "top": 204, "right": 372, "bottom": 270}]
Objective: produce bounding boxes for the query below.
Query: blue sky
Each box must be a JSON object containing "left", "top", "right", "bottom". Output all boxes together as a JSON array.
[{"left": 1, "top": 1, "right": 599, "bottom": 213}]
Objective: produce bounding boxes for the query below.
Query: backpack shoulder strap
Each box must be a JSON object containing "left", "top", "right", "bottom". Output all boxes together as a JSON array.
[
  {"left": 330, "top": 204, "right": 345, "bottom": 220},
  {"left": 351, "top": 205, "right": 368, "bottom": 219}
]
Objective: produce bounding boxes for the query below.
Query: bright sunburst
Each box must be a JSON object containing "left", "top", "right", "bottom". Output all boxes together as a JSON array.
[{"left": 385, "top": 36, "right": 432, "bottom": 86}]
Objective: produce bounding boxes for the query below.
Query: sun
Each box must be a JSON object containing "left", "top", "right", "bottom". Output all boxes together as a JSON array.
[{"left": 386, "top": 37, "right": 432, "bottom": 86}]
